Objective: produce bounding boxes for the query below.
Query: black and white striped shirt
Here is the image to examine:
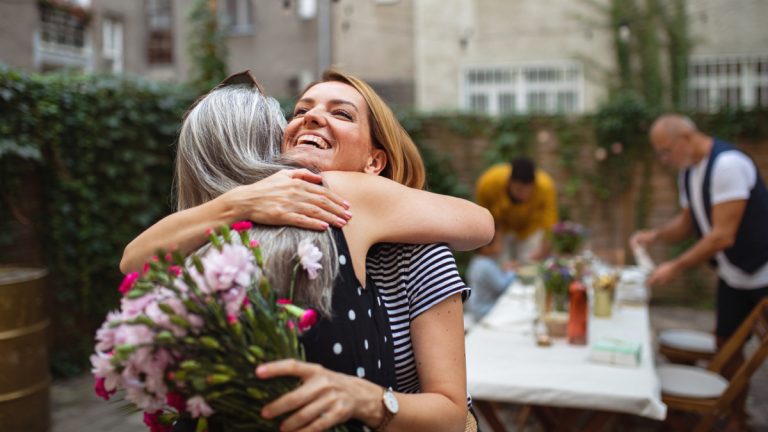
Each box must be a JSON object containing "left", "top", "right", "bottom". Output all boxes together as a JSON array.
[{"left": 367, "top": 242, "right": 471, "bottom": 398}]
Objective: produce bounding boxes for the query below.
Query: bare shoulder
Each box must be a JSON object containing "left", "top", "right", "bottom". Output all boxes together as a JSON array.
[{"left": 321, "top": 171, "right": 396, "bottom": 197}]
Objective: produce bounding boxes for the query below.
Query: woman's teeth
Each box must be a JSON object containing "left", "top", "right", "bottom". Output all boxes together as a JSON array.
[{"left": 297, "top": 134, "right": 329, "bottom": 149}]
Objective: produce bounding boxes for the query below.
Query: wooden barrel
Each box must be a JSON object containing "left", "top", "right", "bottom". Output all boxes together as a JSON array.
[{"left": 0, "top": 267, "right": 50, "bottom": 432}]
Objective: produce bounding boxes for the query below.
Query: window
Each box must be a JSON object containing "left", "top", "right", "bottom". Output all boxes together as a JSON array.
[
  {"left": 102, "top": 18, "right": 123, "bottom": 73},
  {"left": 463, "top": 62, "right": 583, "bottom": 115},
  {"left": 39, "top": 4, "right": 87, "bottom": 49},
  {"left": 688, "top": 55, "right": 768, "bottom": 111},
  {"left": 220, "top": 0, "right": 254, "bottom": 35},
  {"left": 146, "top": 0, "right": 173, "bottom": 64},
  {"left": 297, "top": 0, "right": 317, "bottom": 20}
]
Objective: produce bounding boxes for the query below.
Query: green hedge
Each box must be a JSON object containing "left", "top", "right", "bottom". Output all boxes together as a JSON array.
[{"left": 0, "top": 67, "right": 195, "bottom": 375}]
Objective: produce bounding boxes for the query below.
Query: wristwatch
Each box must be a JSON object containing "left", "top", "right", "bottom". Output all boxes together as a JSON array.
[{"left": 374, "top": 387, "right": 399, "bottom": 431}]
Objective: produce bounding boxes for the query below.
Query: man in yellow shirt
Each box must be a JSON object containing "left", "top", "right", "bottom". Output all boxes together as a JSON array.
[{"left": 475, "top": 157, "right": 558, "bottom": 262}]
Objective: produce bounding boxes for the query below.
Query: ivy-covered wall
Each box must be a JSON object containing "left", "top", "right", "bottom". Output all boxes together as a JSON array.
[{"left": 0, "top": 67, "right": 195, "bottom": 375}]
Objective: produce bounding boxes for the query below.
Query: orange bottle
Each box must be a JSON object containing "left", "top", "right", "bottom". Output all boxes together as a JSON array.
[{"left": 567, "top": 278, "right": 588, "bottom": 345}]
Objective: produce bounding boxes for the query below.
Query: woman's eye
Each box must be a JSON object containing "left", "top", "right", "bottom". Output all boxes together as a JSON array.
[
  {"left": 334, "top": 110, "right": 352, "bottom": 120},
  {"left": 293, "top": 108, "right": 308, "bottom": 116}
]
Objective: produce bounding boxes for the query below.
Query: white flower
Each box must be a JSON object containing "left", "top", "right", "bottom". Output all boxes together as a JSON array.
[
  {"left": 297, "top": 238, "right": 323, "bottom": 280},
  {"left": 187, "top": 395, "right": 215, "bottom": 418}
]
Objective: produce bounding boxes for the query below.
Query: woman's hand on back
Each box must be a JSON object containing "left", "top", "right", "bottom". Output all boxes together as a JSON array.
[{"left": 224, "top": 169, "right": 352, "bottom": 231}]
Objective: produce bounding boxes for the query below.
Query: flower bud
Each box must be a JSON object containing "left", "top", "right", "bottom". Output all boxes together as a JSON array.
[
  {"left": 169, "top": 315, "right": 190, "bottom": 328},
  {"left": 156, "top": 330, "right": 174, "bottom": 344},
  {"left": 158, "top": 303, "right": 176, "bottom": 315},
  {"left": 246, "top": 387, "right": 267, "bottom": 399},
  {"left": 206, "top": 374, "right": 232, "bottom": 385},
  {"left": 247, "top": 345, "right": 264, "bottom": 359},
  {"left": 199, "top": 336, "right": 221, "bottom": 350},
  {"left": 180, "top": 360, "right": 201, "bottom": 371}
]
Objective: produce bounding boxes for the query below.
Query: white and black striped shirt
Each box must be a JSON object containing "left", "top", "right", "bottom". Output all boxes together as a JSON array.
[{"left": 367, "top": 242, "right": 471, "bottom": 402}]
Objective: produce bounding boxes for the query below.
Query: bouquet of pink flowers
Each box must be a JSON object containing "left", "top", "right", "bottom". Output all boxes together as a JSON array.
[{"left": 91, "top": 222, "right": 346, "bottom": 432}]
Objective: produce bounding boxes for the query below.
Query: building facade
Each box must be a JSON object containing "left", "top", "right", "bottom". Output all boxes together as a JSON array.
[{"left": 1, "top": 0, "right": 765, "bottom": 113}]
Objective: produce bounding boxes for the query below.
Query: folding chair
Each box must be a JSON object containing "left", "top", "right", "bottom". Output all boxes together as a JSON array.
[
  {"left": 657, "top": 297, "right": 768, "bottom": 432},
  {"left": 658, "top": 328, "right": 716, "bottom": 365}
]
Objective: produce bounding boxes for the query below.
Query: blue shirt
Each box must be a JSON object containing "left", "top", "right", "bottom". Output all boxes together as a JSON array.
[{"left": 465, "top": 255, "right": 515, "bottom": 320}]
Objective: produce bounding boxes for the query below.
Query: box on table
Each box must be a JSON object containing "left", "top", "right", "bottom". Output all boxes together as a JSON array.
[{"left": 589, "top": 338, "right": 642, "bottom": 367}]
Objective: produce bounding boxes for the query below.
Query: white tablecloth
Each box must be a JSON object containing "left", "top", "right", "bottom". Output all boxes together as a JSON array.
[{"left": 466, "top": 269, "right": 667, "bottom": 420}]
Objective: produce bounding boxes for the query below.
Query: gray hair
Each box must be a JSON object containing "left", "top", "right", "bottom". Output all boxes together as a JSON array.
[{"left": 177, "top": 84, "right": 338, "bottom": 316}]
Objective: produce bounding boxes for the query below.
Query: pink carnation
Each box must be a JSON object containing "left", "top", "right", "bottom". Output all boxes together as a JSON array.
[
  {"left": 166, "top": 392, "right": 186, "bottom": 412},
  {"left": 187, "top": 395, "right": 214, "bottom": 418},
  {"left": 297, "top": 238, "right": 322, "bottom": 280},
  {"left": 231, "top": 220, "right": 253, "bottom": 232},
  {"left": 94, "top": 377, "right": 116, "bottom": 401},
  {"left": 299, "top": 309, "right": 319, "bottom": 331},
  {"left": 143, "top": 411, "right": 172, "bottom": 432},
  {"left": 202, "top": 243, "right": 256, "bottom": 291},
  {"left": 119, "top": 272, "right": 139, "bottom": 295}
]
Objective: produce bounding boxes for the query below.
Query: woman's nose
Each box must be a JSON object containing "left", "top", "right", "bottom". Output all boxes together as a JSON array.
[{"left": 302, "top": 106, "right": 327, "bottom": 128}]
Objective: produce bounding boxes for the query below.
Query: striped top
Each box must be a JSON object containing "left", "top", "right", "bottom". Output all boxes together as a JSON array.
[{"left": 366, "top": 242, "right": 471, "bottom": 399}]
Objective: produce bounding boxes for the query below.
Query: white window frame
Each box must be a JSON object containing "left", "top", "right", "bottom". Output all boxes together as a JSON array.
[
  {"left": 220, "top": 0, "right": 254, "bottom": 35},
  {"left": 297, "top": 0, "right": 317, "bottom": 20},
  {"left": 460, "top": 61, "right": 585, "bottom": 116},
  {"left": 102, "top": 17, "right": 123, "bottom": 73},
  {"left": 688, "top": 54, "right": 768, "bottom": 112}
]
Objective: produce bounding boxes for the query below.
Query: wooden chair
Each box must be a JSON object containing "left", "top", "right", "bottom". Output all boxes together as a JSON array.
[
  {"left": 658, "top": 328, "right": 716, "bottom": 365},
  {"left": 657, "top": 297, "right": 768, "bottom": 432}
]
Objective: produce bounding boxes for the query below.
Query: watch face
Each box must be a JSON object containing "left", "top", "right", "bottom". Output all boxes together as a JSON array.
[{"left": 383, "top": 390, "right": 399, "bottom": 414}]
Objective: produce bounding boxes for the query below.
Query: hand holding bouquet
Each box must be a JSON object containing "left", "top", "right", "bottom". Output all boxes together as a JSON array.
[{"left": 91, "top": 222, "right": 346, "bottom": 432}]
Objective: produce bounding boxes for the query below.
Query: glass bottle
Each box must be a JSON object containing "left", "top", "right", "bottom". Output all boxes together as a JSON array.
[{"left": 567, "top": 277, "right": 588, "bottom": 345}]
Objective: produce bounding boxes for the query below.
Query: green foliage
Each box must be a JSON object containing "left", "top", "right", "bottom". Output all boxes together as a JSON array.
[
  {"left": 592, "top": 92, "right": 654, "bottom": 201},
  {"left": 605, "top": 0, "right": 692, "bottom": 110},
  {"left": 398, "top": 112, "right": 471, "bottom": 198},
  {"left": 187, "top": 0, "right": 229, "bottom": 93},
  {"left": 485, "top": 116, "right": 534, "bottom": 165},
  {"left": 0, "top": 67, "right": 194, "bottom": 376}
]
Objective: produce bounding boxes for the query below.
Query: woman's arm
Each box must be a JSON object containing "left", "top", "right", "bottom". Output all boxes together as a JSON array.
[
  {"left": 256, "top": 295, "right": 468, "bottom": 432},
  {"left": 120, "top": 169, "right": 351, "bottom": 273},
  {"left": 323, "top": 171, "right": 494, "bottom": 251}
]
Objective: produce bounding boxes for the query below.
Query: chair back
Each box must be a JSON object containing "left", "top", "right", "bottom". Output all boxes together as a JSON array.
[{"left": 701, "top": 297, "right": 768, "bottom": 430}]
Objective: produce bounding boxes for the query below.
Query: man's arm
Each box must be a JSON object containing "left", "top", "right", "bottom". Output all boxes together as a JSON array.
[
  {"left": 648, "top": 200, "right": 746, "bottom": 286},
  {"left": 631, "top": 208, "right": 695, "bottom": 248}
]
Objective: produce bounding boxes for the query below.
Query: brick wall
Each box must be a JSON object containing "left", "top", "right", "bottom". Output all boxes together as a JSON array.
[{"left": 420, "top": 120, "right": 768, "bottom": 302}]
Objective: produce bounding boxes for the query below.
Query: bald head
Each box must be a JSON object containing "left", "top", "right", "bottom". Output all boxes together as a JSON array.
[
  {"left": 650, "top": 114, "right": 710, "bottom": 169},
  {"left": 650, "top": 114, "right": 697, "bottom": 143}
]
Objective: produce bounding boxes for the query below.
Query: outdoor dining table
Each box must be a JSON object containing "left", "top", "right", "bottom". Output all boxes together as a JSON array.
[{"left": 465, "top": 266, "right": 667, "bottom": 431}]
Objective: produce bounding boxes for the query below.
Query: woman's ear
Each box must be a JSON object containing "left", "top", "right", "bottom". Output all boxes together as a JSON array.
[{"left": 363, "top": 149, "right": 387, "bottom": 175}]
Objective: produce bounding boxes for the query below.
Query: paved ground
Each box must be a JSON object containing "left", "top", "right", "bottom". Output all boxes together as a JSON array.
[{"left": 49, "top": 306, "right": 767, "bottom": 432}]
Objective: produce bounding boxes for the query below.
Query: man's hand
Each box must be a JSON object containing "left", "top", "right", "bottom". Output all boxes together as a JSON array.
[
  {"left": 630, "top": 229, "right": 658, "bottom": 249},
  {"left": 647, "top": 260, "right": 682, "bottom": 287}
]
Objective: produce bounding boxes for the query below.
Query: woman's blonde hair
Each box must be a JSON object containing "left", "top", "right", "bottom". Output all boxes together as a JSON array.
[
  {"left": 306, "top": 69, "right": 427, "bottom": 190},
  {"left": 176, "top": 82, "right": 337, "bottom": 316}
]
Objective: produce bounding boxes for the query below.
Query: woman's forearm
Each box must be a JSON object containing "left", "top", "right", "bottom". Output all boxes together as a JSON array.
[
  {"left": 323, "top": 171, "right": 494, "bottom": 251},
  {"left": 120, "top": 196, "right": 237, "bottom": 273},
  {"left": 352, "top": 382, "right": 466, "bottom": 432}
]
